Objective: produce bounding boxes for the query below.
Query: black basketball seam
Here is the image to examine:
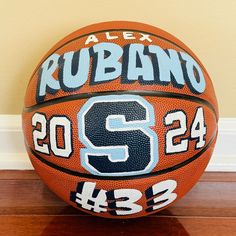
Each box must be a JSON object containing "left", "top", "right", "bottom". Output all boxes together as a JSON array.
[
  {"left": 28, "top": 28, "right": 208, "bottom": 84},
  {"left": 23, "top": 90, "right": 217, "bottom": 120},
  {"left": 27, "top": 130, "right": 217, "bottom": 181}
]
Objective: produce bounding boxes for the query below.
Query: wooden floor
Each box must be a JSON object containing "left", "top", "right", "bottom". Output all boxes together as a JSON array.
[{"left": 0, "top": 171, "right": 235, "bottom": 236}]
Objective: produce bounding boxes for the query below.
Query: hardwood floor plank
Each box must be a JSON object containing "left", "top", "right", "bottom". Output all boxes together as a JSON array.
[
  {"left": 200, "top": 172, "right": 236, "bottom": 182},
  {"left": 0, "top": 170, "right": 38, "bottom": 180},
  {"left": 0, "top": 215, "right": 235, "bottom": 236}
]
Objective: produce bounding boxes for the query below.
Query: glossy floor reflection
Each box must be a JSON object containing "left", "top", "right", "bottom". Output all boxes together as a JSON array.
[
  {"left": 40, "top": 211, "right": 190, "bottom": 236},
  {"left": 0, "top": 171, "right": 235, "bottom": 236}
]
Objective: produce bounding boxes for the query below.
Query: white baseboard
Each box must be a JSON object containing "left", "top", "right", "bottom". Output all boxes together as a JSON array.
[{"left": 0, "top": 115, "right": 236, "bottom": 171}]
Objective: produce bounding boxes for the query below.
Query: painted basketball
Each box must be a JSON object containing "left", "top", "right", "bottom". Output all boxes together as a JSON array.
[{"left": 22, "top": 21, "right": 218, "bottom": 218}]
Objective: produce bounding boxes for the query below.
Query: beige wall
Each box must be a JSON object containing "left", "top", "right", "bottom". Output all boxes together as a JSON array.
[{"left": 1, "top": 0, "right": 235, "bottom": 116}]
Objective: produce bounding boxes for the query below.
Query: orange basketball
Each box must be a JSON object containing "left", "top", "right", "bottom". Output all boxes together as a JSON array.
[{"left": 22, "top": 21, "right": 218, "bottom": 218}]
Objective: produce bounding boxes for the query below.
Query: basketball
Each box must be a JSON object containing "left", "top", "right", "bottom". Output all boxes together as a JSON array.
[{"left": 22, "top": 21, "right": 218, "bottom": 218}]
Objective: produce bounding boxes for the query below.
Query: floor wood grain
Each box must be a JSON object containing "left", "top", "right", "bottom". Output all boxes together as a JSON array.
[
  {"left": 1, "top": 215, "right": 236, "bottom": 236},
  {"left": 0, "top": 171, "right": 235, "bottom": 236}
]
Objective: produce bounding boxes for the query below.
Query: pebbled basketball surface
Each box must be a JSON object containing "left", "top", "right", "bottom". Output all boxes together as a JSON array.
[{"left": 22, "top": 21, "right": 218, "bottom": 218}]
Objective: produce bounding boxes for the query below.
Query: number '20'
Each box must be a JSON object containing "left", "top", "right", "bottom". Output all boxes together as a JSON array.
[{"left": 32, "top": 95, "right": 206, "bottom": 176}]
